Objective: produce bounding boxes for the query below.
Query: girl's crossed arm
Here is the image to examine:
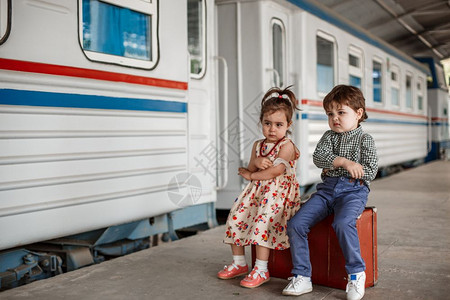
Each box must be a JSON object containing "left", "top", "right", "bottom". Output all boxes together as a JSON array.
[
  {"left": 238, "top": 141, "right": 296, "bottom": 181},
  {"left": 245, "top": 141, "right": 273, "bottom": 172}
]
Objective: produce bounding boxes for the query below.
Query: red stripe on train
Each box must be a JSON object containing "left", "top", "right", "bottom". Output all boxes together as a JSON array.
[
  {"left": 431, "top": 117, "right": 449, "bottom": 122},
  {"left": 0, "top": 58, "right": 188, "bottom": 90},
  {"left": 301, "top": 99, "right": 427, "bottom": 119}
]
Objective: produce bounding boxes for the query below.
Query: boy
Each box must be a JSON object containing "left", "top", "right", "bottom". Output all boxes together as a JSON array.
[{"left": 283, "top": 85, "right": 378, "bottom": 300}]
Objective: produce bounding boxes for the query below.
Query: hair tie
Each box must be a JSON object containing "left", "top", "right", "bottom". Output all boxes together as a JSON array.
[{"left": 278, "top": 94, "right": 290, "bottom": 106}]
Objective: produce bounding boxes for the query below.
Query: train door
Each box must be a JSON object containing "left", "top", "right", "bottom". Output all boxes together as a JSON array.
[
  {"left": 186, "top": 0, "right": 219, "bottom": 214},
  {"left": 216, "top": 0, "right": 292, "bottom": 209}
]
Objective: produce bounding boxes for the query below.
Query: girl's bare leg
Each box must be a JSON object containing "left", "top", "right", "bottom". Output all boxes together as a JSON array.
[
  {"left": 231, "top": 243, "right": 245, "bottom": 255},
  {"left": 255, "top": 245, "right": 270, "bottom": 261}
]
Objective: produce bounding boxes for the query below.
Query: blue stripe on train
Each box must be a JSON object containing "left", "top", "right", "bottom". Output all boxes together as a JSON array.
[{"left": 0, "top": 89, "right": 187, "bottom": 113}]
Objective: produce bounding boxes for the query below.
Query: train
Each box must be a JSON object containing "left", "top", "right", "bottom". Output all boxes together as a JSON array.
[{"left": 0, "top": 0, "right": 448, "bottom": 290}]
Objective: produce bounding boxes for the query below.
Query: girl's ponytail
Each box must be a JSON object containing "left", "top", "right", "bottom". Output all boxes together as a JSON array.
[{"left": 259, "top": 86, "right": 300, "bottom": 124}]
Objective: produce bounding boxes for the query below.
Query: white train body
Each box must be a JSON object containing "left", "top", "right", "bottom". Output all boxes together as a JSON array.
[
  {"left": 0, "top": 0, "right": 442, "bottom": 254},
  {"left": 0, "top": 0, "right": 218, "bottom": 250}
]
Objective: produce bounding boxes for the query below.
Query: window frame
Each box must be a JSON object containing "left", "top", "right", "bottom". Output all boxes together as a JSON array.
[
  {"left": 271, "top": 18, "right": 286, "bottom": 87},
  {"left": 405, "top": 72, "right": 413, "bottom": 110},
  {"left": 390, "top": 64, "right": 400, "bottom": 108},
  {"left": 372, "top": 56, "right": 384, "bottom": 105},
  {"left": 435, "top": 62, "right": 447, "bottom": 90},
  {"left": 78, "top": 0, "right": 159, "bottom": 70},
  {"left": 316, "top": 31, "right": 337, "bottom": 96},
  {"left": 417, "top": 77, "right": 424, "bottom": 112},
  {"left": 0, "top": 0, "right": 11, "bottom": 45},
  {"left": 348, "top": 45, "right": 364, "bottom": 91},
  {"left": 188, "top": 0, "right": 206, "bottom": 79}
]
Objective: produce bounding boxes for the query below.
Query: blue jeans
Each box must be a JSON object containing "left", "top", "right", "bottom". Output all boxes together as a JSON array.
[{"left": 287, "top": 176, "right": 369, "bottom": 276}]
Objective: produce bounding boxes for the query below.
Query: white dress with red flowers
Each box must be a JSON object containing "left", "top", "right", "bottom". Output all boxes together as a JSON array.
[{"left": 223, "top": 138, "right": 301, "bottom": 250}]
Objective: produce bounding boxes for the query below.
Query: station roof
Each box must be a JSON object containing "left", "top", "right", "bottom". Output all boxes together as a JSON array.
[{"left": 314, "top": 0, "right": 450, "bottom": 62}]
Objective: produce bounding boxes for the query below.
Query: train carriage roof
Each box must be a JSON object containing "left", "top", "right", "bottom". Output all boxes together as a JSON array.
[{"left": 310, "top": 0, "right": 450, "bottom": 62}]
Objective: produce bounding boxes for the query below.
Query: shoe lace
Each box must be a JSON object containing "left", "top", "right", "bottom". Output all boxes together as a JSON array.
[
  {"left": 287, "top": 276, "right": 304, "bottom": 287},
  {"left": 346, "top": 276, "right": 362, "bottom": 293}
]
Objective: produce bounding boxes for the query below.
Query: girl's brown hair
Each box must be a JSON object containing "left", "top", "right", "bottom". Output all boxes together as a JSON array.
[
  {"left": 259, "top": 86, "right": 299, "bottom": 130},
  {"left": 323, "top": 85, "right": 368, "bottom": 123}
]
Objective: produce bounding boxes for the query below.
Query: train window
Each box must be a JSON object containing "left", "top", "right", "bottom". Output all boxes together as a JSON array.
[
  {"left": 272, "top": 19, "right": 286, "bottom": 87},
  {"left": 349, "top": 54, "right": 359, "bottom": 68},
  {"left": 405, "top": 74, "right": 413, "bottom": 109},
  {"left": 348, "top": 46, "right": 363, "bottom": 90},
  {"left": 349, "top": 75, "right": 361, "bottom": 89},
  {"left": 435, "top": 63, "right": 447, "bottom": 90},
  {"left": 390, "top": 66, "right": 400, "bottom": 107},
  {"left": 317, "top": 33, "right": 336, "bottom": 95},
  {"left": 188, "top": 0, "right": 206, "bottom": 78},
  {"left": 372, "top": 59, "right": 383, "bottom": 103},
  {"left": 0, "top": 0, "right": 10, "bottom": 44},
  {"left": 79, "top": 0, "right": 158, "bottom": 69},
  {"left": 417, "top": 79, "right": 424, "bottom": 111},
  {"left": 391, "top": 72, "right": 397, "bottom": 81}
]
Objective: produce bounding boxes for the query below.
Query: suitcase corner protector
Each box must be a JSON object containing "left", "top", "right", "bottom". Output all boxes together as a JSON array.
[{"left": 365, "top": 206, "right": 377, "bottom": 213}]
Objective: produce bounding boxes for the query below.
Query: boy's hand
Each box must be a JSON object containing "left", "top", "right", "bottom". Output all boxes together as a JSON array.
[
  {"left": 334, "top": 157, "right": 365, "bottom": 179},
  {"left": 342, "top": 160, "right": 364, "bottom": 179},
  {"left": 238, "top": 167, "right": 252, "bottom": 181},
  {"left": 254, "top": 157, "right": 273, "bottom": 170}
]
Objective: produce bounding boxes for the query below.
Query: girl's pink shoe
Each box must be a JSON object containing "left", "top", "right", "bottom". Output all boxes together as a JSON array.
[
  {"left": 240, "top": 267, "right": 270, "bottom": 288},
  {"left": 217, "top": 263, "right": 249, "bottom": 279}
]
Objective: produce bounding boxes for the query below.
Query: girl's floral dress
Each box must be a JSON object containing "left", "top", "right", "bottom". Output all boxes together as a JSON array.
[{"left": 223, "top": 138, "right": 301, "bottom": 250}]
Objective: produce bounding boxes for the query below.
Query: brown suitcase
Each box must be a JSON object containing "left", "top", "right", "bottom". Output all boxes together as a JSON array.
[{"left": 251, "top": 207, "right": 377, "bottom": 290}]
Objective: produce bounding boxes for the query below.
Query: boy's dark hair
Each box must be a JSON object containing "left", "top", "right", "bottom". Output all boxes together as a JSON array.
[
  {"left": 260, "top": 86, "right": 299, "bottom": 127},
  {"left": 323, "top": 85, "right": 368, "bottom": 123}
]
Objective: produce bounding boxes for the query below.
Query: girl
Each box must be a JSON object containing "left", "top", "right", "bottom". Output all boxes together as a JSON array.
[{"left": 217, "top": 86, "right": 301, "bottom": 288}]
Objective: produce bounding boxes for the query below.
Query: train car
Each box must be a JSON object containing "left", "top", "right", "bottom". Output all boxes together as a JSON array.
[
  {"left": 0, "top": 0, "right": 220, "bottom": 289},
  {"left": 215, "top": 0, "right": 430, "bottom": 208},
  {"left": 416, "top": 57, "right": 450, "bottom": 161}
]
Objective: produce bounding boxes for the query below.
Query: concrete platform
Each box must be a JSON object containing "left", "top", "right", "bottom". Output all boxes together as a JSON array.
[{"left": 1, "top": 161, "right": 449, "bottom": 300}]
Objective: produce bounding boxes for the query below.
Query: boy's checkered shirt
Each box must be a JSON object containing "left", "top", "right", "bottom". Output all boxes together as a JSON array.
[{"left": 313, "top": 126, "right": 378, "bottom": 185}]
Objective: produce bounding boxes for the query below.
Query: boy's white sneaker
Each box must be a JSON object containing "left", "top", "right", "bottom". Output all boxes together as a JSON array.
[
  {"left": 282, "top": 275, "right": 313, "bottom": 296},
  {"left": 346, "top": 271, "right": 366, "bottom": 300}
]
